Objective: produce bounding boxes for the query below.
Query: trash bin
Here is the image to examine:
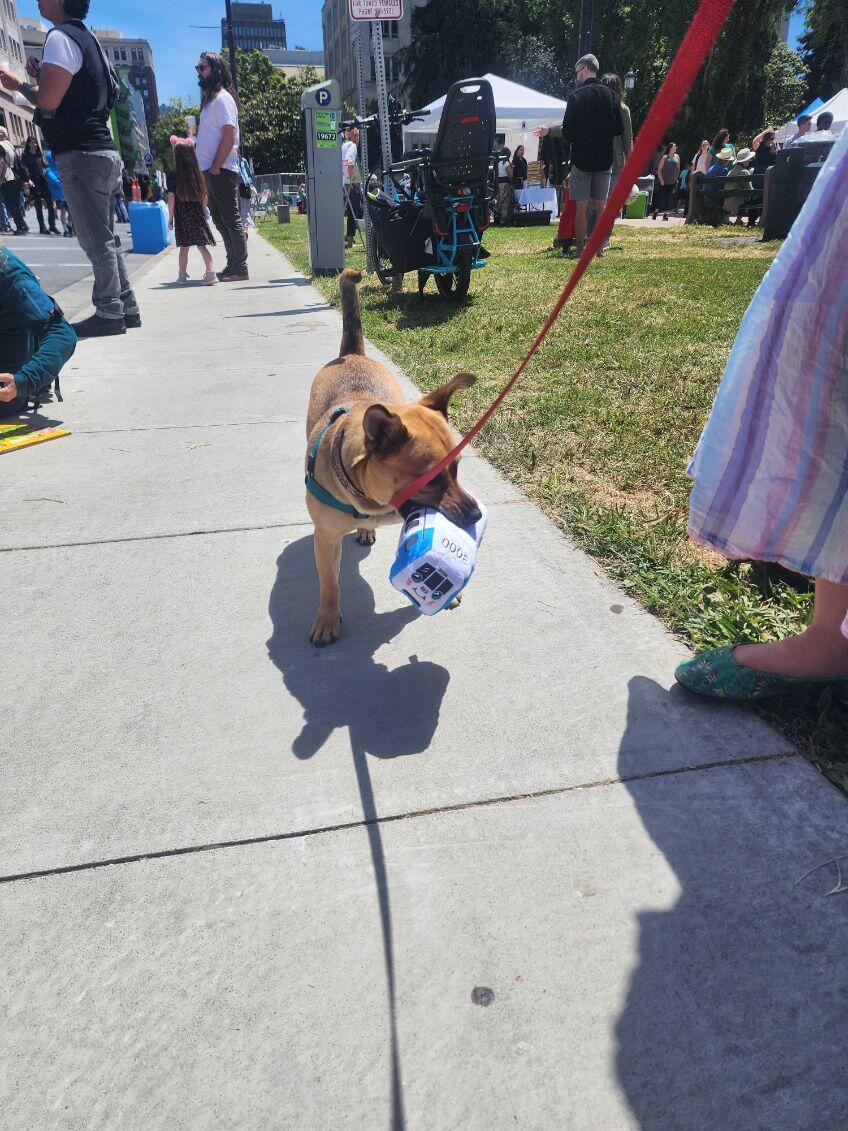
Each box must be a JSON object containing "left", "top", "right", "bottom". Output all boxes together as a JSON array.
[
  {"left": 762, "top": 141, "right": 833, "bottom": 241},
  {"left": 129, "top": 201, "right": 170, "bottom": 253},
  {"left": 276, "top": 203, "right": 290, "bottom": 224},
  {"left": 625, "top": 191, "right": 647, "bottom": 219}
]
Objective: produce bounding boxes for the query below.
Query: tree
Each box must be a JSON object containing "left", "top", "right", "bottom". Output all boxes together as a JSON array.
[
  {"left": 800, "top": 0, "right": 848, "bottom": 101},
  {"left": 151, "top": 98, "right": 199, "bottom": 171},
  {"left": 763, "top": 42, "right": 809, "bottom": 126},
  {"left": 224, "top": 50, "right": 319, "bottom": 172}
]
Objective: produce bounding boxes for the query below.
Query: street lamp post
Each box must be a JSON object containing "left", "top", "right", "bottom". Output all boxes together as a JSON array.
[
  {"left": 223, "top": 0, "right": 238, "bottom": 92},
  {"left": 625, "top": 70, "right": 636, "bottom": 93}
]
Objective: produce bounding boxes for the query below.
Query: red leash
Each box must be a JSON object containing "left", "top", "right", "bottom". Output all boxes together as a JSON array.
[{"left": 390, "top": 0, "right": 735, "bottom": 510}]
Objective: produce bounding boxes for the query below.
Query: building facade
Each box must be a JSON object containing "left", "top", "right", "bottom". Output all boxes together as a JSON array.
[
  {"left": 221, "top": 3, "right": 286, "bottom": 54},
  {"left": 0, "top": 0, "right": 34, "bottom": 143},
  {"left": 92, "top": 29, "right": 159, "bottom": 135},
  {"left": 262, "top": 47, "right": 324, "bottom": 78},
  {"left": 321, "top": 1, "right": 426, "bottom": 110}
]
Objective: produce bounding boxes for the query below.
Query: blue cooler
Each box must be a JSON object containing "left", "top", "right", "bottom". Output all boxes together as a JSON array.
[{"left": 129, "top": 201, "right": 170, "bottom": 253}]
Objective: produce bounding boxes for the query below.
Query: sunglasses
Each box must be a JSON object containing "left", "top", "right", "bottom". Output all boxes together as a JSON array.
[{"left": 195, "top": 63, "right": 210, "bottom": 72}]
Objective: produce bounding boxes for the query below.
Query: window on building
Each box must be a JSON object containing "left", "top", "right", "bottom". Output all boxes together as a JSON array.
[
  {"left": 382, "top": 20, "right": 398, "bottom": 38},
  {"left": 120, "top": 48, "right": 127, "bottom": 60},
  {"left": 114, "top": 48, "right": 120, "bottom": 60},
  {"left": 0, "top": 29, "right": 7, "bottom": 55}
]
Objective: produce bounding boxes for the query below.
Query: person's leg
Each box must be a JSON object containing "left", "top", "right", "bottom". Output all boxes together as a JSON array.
[
  {"left": 2, "top": 181, "right": 26, "bottom": 231},
  {"left": 33, "top": 192, "right": 47, "bottom": 231},
  {"left": 198, "top": 244, "right": 213, "bottom": 269},
  {"left": 734, "top": 578, "right": 848, "bottom": 679},
  {"left": 204, "top": 170, "right": 247, "bottom": 276},
  {"left": 55, "top": 151, "right": 128, "bottom": 322},
  {"left": 44, "top": 187, "right": 57, "bottom": 231},
  {"left": 574, "top": 200, "right": 588, "bottom": 250},
  {"left": 178, "top": 245, "right": 189, "bottom": 274}
]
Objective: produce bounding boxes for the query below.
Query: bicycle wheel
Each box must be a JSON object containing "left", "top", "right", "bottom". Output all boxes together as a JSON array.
[{"left": 434, "top": 247, "right": 472, "bottom": 301}]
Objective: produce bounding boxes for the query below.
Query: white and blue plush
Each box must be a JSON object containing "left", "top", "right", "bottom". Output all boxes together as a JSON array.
[{"left": 390, "top": 501, "right": 488, "bottom": 615}]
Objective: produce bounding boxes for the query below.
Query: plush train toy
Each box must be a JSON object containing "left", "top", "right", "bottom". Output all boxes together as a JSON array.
[{"left": 390, "top": 501, "right": 488, "bottom": 615}]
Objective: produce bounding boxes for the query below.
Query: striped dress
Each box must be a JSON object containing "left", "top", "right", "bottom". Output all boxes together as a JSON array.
[{"left": 687, "top": 128, "right": 848, "bottom": 637}]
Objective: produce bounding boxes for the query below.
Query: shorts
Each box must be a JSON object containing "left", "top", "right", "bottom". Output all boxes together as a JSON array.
[{"left": 568, "top": 166, "right": 612, "bottom": 202}]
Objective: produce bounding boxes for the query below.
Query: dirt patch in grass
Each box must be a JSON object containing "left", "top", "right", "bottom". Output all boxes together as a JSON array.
[{"left": 259, "top": 215, "right": 848, "bottom": 778}]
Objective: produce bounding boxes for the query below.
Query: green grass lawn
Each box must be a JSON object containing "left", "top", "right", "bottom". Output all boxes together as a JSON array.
[{"left": 259, "top": 213, "right": 848, "bottom": 780}]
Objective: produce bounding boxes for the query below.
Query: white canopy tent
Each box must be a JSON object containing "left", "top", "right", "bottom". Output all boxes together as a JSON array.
[
  {"left": 401, "top": 73, "right": 567, "bottom": 159},
  {"left": 775, "top": 88, "right": 848, "bottom": 144}
]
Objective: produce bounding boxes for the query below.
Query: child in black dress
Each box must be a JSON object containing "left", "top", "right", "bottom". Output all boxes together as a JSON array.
[{"left": 167, "top": 136, "right": 217, "bottom": 285}]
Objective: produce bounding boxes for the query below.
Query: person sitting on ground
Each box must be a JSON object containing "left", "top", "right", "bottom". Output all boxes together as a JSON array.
[
  {"left": 0, "top": 245, "right": 76, "bottom": 417},
  {"left": 676, "top": 129, "right": 848, "bottom": 702},
  {"left": 797, "top": 111, "right": 837, "bottom": 144},
  {"left": 166, "top": 136, "right": 217, "bottom": 286},
  {"left": 703, "top": 145, "right": 734, "bottom": 224},
  {"left": 651, "top": 141, "right": 680, "bottom": 220},
  {"left": 535, "top": 53, "right": 623, "bottom": 258},
  {"left": 786, "top": 113, "right": 812, "bottom": 147},
  {"left": 722, "top": 147, "right": 755, "bottom": 224}
]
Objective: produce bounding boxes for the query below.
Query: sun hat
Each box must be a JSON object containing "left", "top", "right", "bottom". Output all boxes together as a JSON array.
[
  {"left": 716, "top": 146, "right": 735, "bottom": 161},
  {"left": 733, "top": 148, "right": 754, "bottom": 163}
]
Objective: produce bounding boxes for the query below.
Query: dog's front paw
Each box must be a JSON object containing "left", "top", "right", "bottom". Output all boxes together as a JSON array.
[
  {"left": 309, "top": 607, "right": 342, "bottom": 646},
  {"left": 355, "top": 528, "right": 376, "bottom": 545}
]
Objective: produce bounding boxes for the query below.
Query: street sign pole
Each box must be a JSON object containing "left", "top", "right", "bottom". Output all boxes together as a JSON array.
[
  {"left": 223, "top": 0, "right": 239, "bottom": 91},
  {"left": 371, "top": 24, "right": 393, "bottom": 192},
  {"left": 354, "top": 24, "right": 375, "bottom": 273}
]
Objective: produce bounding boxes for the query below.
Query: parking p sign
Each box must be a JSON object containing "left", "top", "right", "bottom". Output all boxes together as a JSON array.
[
  {"left": 315, "top": 87, "right": 331, "bottom": 106},
  {"left": 348, "top": 0, "right": 402, "bottom": 18}
]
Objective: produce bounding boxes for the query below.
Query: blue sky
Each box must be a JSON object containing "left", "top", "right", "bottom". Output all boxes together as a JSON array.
[
  {"left": 17, "top": 0, "right": 325, "bottom": 105},
  {"left": 17, "top": 1, "right": 806, "bottom": 108}
]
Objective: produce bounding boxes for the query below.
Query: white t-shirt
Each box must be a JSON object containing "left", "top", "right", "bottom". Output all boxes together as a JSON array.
[
  {"left": 196, "top": 90, "right": 240, "bottom": 173},
  {"left": 42, "top": 28, "right": 83, "bottom": 75},
  {"left": 341, "top": 139, "right": 358, "bottom": 184}
]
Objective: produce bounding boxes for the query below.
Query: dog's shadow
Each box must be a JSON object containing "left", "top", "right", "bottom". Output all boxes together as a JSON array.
[{"left": 266, "top": 534, "right": 450, "bottom": 761}]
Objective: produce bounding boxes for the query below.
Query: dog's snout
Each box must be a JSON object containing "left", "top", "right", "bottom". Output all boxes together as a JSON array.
[{"left": 462, "top": 501, "right": 482, "bottom": 526}]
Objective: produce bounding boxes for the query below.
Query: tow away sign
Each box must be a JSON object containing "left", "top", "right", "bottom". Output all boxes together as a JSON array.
[{"left": 348, "top": 0, "right": 402, "bottom": 18}]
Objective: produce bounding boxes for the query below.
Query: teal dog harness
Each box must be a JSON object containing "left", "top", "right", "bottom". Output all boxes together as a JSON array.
[{"left": 305, "top": 407, "right": 384, "bottom": 521}]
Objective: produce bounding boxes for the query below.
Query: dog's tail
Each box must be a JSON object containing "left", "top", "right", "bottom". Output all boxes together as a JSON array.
[{"left": 339, "top": 267, "right": 365, "bottom": 357}]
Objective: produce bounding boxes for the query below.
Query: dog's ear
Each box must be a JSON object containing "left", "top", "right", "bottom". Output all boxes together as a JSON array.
[
  {"left": 362, "top": 404, "right": 410, "bottom": 455},
  {"left": 418, "top": 372, "right": 476, "bottom": 418}
]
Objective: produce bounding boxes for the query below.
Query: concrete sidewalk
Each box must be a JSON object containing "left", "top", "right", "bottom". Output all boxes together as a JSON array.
[{"left": 3, "top": 235, "right": 847, "bottom": 1129}]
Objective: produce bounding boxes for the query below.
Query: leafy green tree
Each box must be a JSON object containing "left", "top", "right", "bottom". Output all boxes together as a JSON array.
[
  {"left": 763, "top": 42, "right": 809, "bottom": 126},
  {"left": 151, "top": 98, "right": 199, "bottom": 171},
  {"left": 225, "top": 50, "right": 319, "bottom": 172},
  {"left": 799, "top": 0, "right": 848, "bottom": 101}
]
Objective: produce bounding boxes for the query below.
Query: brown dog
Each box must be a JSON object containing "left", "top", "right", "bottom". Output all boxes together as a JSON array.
[{"left": 305, "top": 268, "right": 481, "bottom": 645}]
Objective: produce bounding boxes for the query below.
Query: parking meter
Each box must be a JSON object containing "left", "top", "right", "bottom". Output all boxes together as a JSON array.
[{"left": 301, "top": 79, "right": 344, "bottom": 274}]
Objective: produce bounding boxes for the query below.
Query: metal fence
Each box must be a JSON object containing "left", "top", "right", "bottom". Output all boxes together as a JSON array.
[{"left": 252, "top": 172, "right": 306, "bottom": 205}]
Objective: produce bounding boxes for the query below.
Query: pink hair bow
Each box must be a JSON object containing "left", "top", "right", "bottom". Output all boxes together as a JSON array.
[{"left": 170, "top": 134, "right": 195, "bottom": 147}]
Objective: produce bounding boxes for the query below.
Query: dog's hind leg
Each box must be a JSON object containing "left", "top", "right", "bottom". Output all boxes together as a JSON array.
[{"left": 355, "top": 528, "right": 376, "bottom": 545}]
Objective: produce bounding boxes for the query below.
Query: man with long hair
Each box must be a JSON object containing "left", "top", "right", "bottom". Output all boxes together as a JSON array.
[
  {"left": 195, "top": 52, "right": 247, "bottom": 281},
  {"left": 0, "top": 0, "right": 141, "bottom": 338}
]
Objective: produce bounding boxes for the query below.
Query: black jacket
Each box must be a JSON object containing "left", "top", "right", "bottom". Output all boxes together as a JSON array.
[{"left": 561, "top": 78, "right": 623, "bottom": 172}]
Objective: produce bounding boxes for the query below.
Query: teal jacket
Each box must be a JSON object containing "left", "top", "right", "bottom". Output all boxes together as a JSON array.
[{"left": 0, "top": 247, "right": 76, "bottom": 411}]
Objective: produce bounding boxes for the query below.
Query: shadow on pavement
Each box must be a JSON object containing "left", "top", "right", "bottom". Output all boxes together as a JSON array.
[
  {"left": 615, "top": 675, "right": 848, "bottom": 1129},
  {"left": 267, "top": 534, "right": 450, "bottom": 1129}
]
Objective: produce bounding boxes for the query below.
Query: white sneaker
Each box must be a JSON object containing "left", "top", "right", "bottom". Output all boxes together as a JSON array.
[
  {"left": 177, "top": 271, "right": 189, "bottom": 284},
  {"left": 202, "top": 269, "right": 217, "bottom": 285}
]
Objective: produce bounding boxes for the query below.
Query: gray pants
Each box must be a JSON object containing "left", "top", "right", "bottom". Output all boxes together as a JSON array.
[
  {"left": 204, "top": 169, "right": 247, "bottom": 274},
  {"left": 56, "top": 149, "right": 138, "bottom": 321}
]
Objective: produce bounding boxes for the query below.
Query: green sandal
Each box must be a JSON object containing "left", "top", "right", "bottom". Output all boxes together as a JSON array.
[{"left": 675, "top": 647, "right": 848, "bottom": 702}]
